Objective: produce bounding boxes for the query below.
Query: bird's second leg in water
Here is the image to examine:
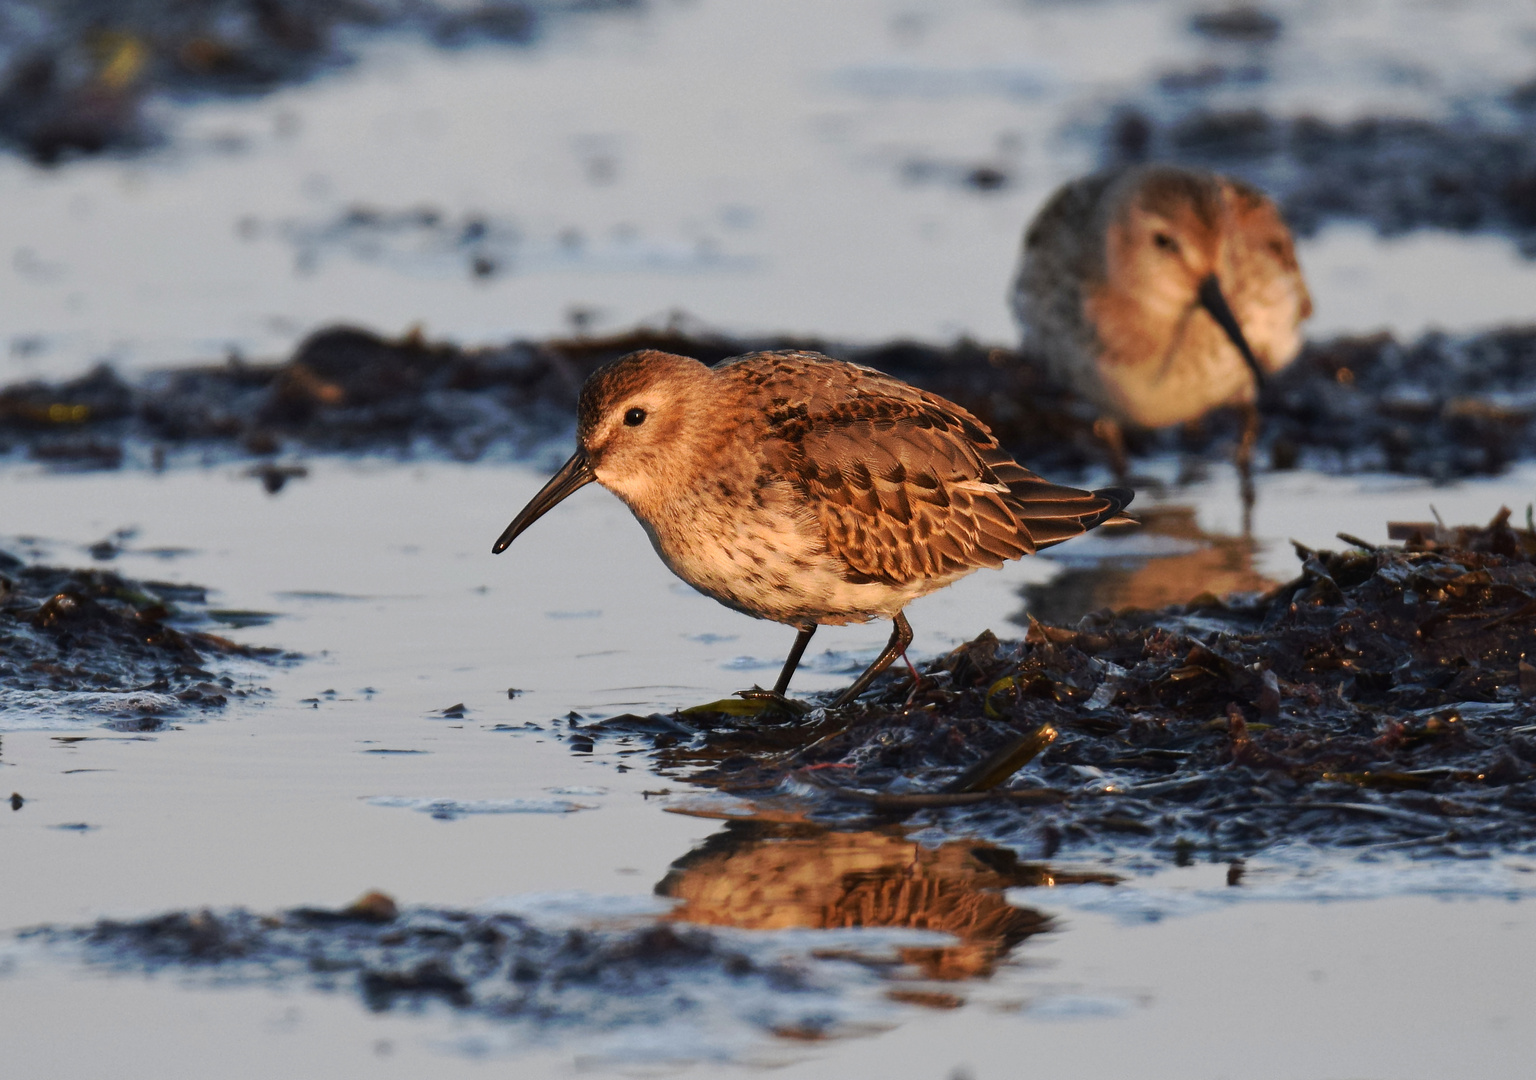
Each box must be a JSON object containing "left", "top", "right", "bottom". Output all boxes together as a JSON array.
[
  {"left": 832, "top": 612, "right": 914, "bottom": 707},
  {"left": 1093, "top": 416, "right": 1128, "bottom": 478},
  {"left": 737, "top": 624, "right": 817, "bottom": 713},
  {"left": 1236, "top": 402, "right": 1259, "bottom": 535}
]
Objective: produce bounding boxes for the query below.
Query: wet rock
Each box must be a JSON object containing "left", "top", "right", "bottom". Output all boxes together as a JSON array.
[
  {"left": 245, "top": 462, "right": 306, "bottom": 494},
  {"left": 1189, "top": 7, "right": 1283, "bottom": 44},
  {"left": 0, "top": 364, "right": 133, "bottom": 429},
  {"left": 900, "top": 157, "right": 1013, "bottom": 193}
]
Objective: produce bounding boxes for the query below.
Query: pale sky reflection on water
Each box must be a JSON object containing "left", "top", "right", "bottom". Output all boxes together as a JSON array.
[
  {"left": 1, "top": 0, "right": 1534, "bottom": 380},
  {"left": 4, "top": 0, "right": 1536, "bottom": 1074},
  {"left": 3, "top": 459, "right": 1536, "bottom": 1074}
]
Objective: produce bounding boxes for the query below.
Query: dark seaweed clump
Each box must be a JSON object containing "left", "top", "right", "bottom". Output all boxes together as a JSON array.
[
  {"left": 0, "top": 1, "right": 635, "bottom": 164},
  {"left": 583, "top": 512, "right": 1536, "bottom": 858},
  {"left": 0, "top": 549, "right": 279, "bottom": 722},
  {"left": 25, "top": 892, "right": 862, "bottom": 1039},
  {"left": 1261, "top": 328, "right": 1536, "bottom": 478},
  {"left": 0, "top": 326, "right": 712, "bottom": 466},
  {"left": 6, "top": 321, "right": 1536, "bottom": 482}
]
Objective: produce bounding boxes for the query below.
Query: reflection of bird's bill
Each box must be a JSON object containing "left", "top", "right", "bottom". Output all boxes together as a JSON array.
[
  {"left": 1196, "top": 273, "right": 1266, "bottom": 389},
  {"left": 492, "top": 448, "right": 596, "bottom": 553}
]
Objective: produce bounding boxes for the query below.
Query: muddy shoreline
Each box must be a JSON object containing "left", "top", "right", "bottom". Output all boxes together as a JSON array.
[
  {"left": 569, "top": 512, "right": 1536, "bottom": 860},
  {"left": 9, "top": 327, "right": 1536, "bottom": 854},
  {"left": 1111, "top": 108, "right": 1536, "bottom": 256},
  {"left": 5, "top": 320, "right": 1536, "bottom": 481},
  {"left": 21, "top": 826, "right": 1131, "bottom": 1034}
]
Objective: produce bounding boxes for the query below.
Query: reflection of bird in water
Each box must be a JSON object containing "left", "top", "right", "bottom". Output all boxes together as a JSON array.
[
  {"left": 1011, "top": 164, "right": 1311, "bottom": 518},
  {"left": 1020, "top": 503, "right": 1277, "bottom": 626},
  {"left": 656, "top": 821, "right": 1113, "bottom": 980},
  {"left": 493, "top": 349, "right": 1132, "bottom": 708}
]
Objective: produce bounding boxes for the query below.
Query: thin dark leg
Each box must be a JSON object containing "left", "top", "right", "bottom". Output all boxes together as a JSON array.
[
  {"left": 736, "top": 624, "right": 817, "bottom": 713},
  {"left": 1237, "top": 403, "right": 1259, "bottom": 537},
  {"left": 772, "top": 625, "right": 817, "bottom": 696},
  {"left": 832, "top": 612, "right": 914, "bottom": 708},
  {"left": 1093, "top": 417, "right": 1128, "bottom": 479}
]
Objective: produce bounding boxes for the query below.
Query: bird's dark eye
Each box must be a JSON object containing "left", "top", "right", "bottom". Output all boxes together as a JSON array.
[
  {"left": 1152, "top": 232, "right": 1179, "bottom": 253},
  {"left": 623, "top": 407, "right": 647, "bottom": 427}
]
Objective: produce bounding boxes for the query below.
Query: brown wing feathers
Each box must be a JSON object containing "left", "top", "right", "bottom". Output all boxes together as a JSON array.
[{"left": 769, "top": 371, "right": 1127, "bottom": 584}]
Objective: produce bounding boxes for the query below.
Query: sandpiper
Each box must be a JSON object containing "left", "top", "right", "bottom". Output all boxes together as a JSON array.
[
  {"left": 1011, "top": 164, "right": 1311, "bottom": 484},
  {"left": 492, "top": 349, "right": 1132, "bottom": 707}
]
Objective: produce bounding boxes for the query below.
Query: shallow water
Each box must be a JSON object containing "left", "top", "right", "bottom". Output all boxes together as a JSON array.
[
  {"left": 6, "top": 0, "right": 1536, "bottom": 1073},
  {"left": 4, "top": 456, "right": 1536, "bottom": 1073},
  {"left": 7, "top": 877, "right": 1535, "bottom": 1078},
  {"left": 4, "top": 0, "right": 1536, "bottom": 381}
]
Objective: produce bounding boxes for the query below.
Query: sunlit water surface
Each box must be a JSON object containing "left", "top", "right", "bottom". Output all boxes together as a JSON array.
[
  {"left": 3, "top": 457, "right": 1536, "bottom": 1076},
  {"left": 3, "top": 0, "right": 1535, "bottom": 381},
  {"left": 5, "top": 0, "right": 1536, "bottom": 1073}
]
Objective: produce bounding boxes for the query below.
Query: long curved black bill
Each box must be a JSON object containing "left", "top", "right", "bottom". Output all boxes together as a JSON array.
[
  {"left": 1197, "top": 274, "right": 1266, "bottom": 391},
  {"left": 491, "top": 448, "right": 596, "bottom": 554}
]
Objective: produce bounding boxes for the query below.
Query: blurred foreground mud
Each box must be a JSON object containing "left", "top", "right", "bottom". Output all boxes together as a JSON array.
[
  {"left": 6, "top": 321, "right": 1536, "bottom": 480},
  {"left": 26, "top": 898, "right": 846, "bottom": 1038},
  {"left": 579, "top": 512, "right": 1536, "bottom": 858},
  {"left": 0, "top": 549, "right": 283, "bottom": 725}
]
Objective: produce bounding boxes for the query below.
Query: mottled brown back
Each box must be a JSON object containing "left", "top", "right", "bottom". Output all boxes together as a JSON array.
[{"left": 718, "top": 351, "right": 1128, "bottom": 587}]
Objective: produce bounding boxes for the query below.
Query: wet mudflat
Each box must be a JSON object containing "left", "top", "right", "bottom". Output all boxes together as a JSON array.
[
  {"left": 6, "top": 1, "right": 1536, "bottom": 1075},
  {"left": 8, "top": 0, "right": 1536, "bottom": 383},
  {"left": 8, "top": 314, "right": 1536, "bottom": 483},
  {"left": 5, "top": 456, "right": 1536, "bottom": 1076},
  {"left": 13, "top": 875, "right": 1534, "bottom": 1079},
  {"left": 0, "top": 0, "right": 625, "bottom": 163},
  {"left": 0, "top": 539, "right": 293, "bottom": 724},
  {"left": 611, "top": 511, "right": 1536, "bottom": 857},
  {"left": 20, "top": 831, "right": 1107, "bottom": 1051}
]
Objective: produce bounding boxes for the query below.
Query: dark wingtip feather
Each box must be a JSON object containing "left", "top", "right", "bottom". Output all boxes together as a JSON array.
[
  {"left": 1092, "top": 486, "right": 1135, "bottom": 513},
  {"left": 1088, "top": 486, "right": 1138, "bottom": 530}
]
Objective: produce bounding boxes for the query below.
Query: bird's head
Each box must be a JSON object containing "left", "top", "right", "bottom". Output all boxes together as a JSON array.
[
  {"left": 1097, "top": 165, "right": 1272, "bottom": 386},
  {"left": 1105, "top": 166, "right": 1226, "bottom": 310},
  {"left": 492, "top": 350, "right": 714, "bottom": 553}
]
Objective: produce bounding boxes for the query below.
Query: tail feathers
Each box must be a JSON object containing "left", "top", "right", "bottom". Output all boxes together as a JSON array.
[
  {"left": 1026, "top": 519, "right": 1099, "bottom": 548},
  {"left": 1004, "top": 474, "right": 1119, "bottom": 519},
  {"left": 1088, "top": 485, "right": 1136, "bottom": 529},
  {"left": 986, "top": 456, "right": 1135, "bottom": 529},
  {"left": 1010, "top": 481, "right": 1135, "bottom": 552}
]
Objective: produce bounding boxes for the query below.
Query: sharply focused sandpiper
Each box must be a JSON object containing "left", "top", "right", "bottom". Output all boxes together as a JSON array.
[
  {"left": 1011, "top": 164, "right": 1311, "bottom": 484},
  {"left": 493, "top": 349, "right": 1132, "bottom": 708}
]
